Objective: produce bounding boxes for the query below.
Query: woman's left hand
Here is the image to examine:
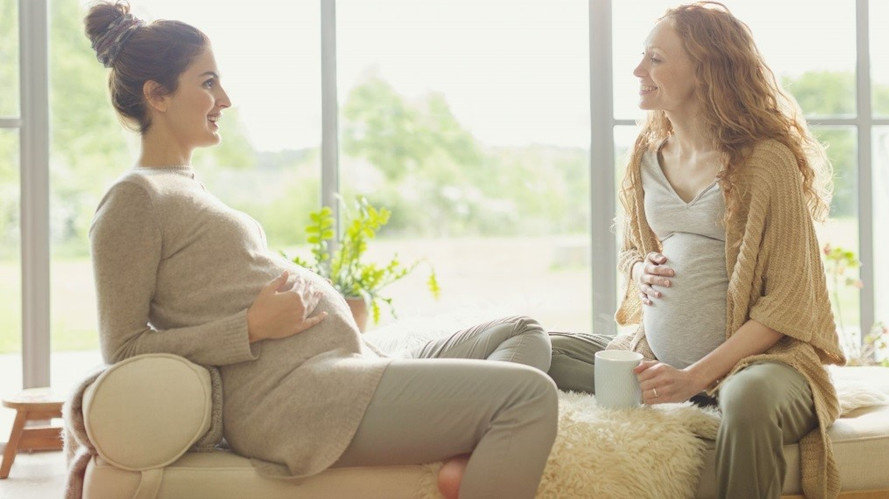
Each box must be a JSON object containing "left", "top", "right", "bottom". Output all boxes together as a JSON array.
[{"left": 634, "top": 360, "right": 708, "bottom": 405}]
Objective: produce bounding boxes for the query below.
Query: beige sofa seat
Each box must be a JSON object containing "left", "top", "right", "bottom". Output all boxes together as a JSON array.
[{"left": 79, "top": 355, "right": 889, "bottom": 498}]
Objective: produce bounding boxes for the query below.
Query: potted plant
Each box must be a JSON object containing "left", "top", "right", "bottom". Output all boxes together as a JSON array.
[{"left": 286, "top": 197, "right": 440, "bottom": 331}]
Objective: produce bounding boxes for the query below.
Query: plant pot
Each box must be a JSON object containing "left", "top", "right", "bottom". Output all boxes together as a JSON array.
[{"left": 345, "top": 297, "right": 369, "bottom": 332}]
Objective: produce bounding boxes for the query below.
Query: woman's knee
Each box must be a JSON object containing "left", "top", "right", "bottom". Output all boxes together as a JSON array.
[
  {"left": 503, "top": 315, "right": 552, "bottom": 371},
  {"left": 509, "top": 316, "right": 546, "bottom": 340},
  {"left": 513, "top": 366, "right": 559, "bottom": 419},
  {"left": 719, "top": 364, "right": 787, "bottom": 427}
]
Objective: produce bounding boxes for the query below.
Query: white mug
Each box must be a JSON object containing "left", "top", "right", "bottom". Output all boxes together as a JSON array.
[{"left": 594, "top": 350, "right": 643, "bottom": 409}]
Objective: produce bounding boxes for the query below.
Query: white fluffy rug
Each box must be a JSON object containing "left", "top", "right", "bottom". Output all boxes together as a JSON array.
[
  {"left": 365, "top": 312, "right": 888, "bottom": 499},
  {"left": 533, "top": 394, "right": 720, "bottom": 498}
]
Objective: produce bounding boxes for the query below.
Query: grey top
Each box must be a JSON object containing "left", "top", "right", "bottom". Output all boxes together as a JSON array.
[
  {"left": 640, "top": 150, "right": 728, "bottom": 369},
  {"left": 89, "top": 166, "right": 390, "bottom": 478}
]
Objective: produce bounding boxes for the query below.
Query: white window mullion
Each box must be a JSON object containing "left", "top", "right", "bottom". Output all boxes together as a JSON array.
[
  {"left": 855, "top": 0, "right": 874, "bottom": 341},
  {"left": 19, "top": 0, "right": 51, "bottom": 389},
  {"left": 320, "top": 0, "right": 340, "bottom": 240},
  {"left": 590, "top": 0, "right": 617, "bottom": 335}
]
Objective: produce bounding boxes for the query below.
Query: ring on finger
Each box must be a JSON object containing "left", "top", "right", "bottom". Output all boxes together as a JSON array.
[{"left": 652, "top": 387, "right": 659, "bottom": 398}]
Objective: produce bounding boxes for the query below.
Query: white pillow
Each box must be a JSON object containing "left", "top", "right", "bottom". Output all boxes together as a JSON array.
[{"left": 82, "top": 353, "right": 212, "bottom": 470}]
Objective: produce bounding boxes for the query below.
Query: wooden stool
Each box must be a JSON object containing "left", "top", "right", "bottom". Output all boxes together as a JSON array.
[{"left": 1, "top": 388, "right": 65, "bottom": 479}]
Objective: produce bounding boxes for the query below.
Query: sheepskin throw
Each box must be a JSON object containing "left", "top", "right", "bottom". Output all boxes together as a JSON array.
[
  {"left": 537, "top": 394, "right": 720, "bottom": 498},
  {"left": 413, "top": 394, "right": 721, "bottom": 499}
]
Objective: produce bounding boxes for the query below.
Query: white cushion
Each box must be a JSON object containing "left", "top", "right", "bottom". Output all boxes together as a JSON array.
[{"left": 83, "top": 353, "right": 212, "bottom": 471}]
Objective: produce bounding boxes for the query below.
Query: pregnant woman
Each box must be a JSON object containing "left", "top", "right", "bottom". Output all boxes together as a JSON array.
[
  {"left": 547, "top": 3, "right": 845, "bottom": 498},
  {"left": 84, "top": 3, "right": 557, "bottom": 498}
]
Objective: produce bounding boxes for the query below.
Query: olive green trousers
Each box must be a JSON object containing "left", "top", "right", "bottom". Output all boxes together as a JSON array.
[{"left": 548, "top": 332, "right": 818, "bottom": 499}]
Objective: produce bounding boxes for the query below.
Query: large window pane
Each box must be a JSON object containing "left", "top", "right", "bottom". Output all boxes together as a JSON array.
[
  {"left": 613, "top": 0, "right": 856, "bottom": 120},
  {"left": 337, "top": 0, "right": 591, "bottom": 331},
  {"left": 48, "top": 0, "right": 320, "bottom": 386},
  {"left": 812, "top": 127, "right": 859, "bottom": 338},
  {"left": 0, "top": 129, "right": 21, "bottom": 435},
  {"left": 0, "top": 0, "right": 18, "bottom": 117}
]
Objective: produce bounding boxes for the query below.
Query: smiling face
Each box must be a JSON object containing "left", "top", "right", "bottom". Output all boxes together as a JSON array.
[
  {"left": 157, "top": 44, "right": 231, "bottom": 150},
  {"left": 633, "top": 20, "right": 698, "bottom": 113}
]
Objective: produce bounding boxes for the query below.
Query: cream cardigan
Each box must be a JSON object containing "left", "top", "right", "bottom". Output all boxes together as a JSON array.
[{"left": 607, "top": 139, "right": 846, "bottom": 498}]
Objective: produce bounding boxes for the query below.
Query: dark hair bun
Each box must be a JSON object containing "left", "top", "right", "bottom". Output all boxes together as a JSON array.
[
  {"left": 82, "top": 2, "right": 207, "bottom": 133},
  {"left": 84, "top": 1, "right": 144, "bottom": 68}
]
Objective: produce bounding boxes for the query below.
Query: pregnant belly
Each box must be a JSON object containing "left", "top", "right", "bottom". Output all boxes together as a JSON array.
[{"left": 642, "top": 234, "right": 728, "bottom": 368}]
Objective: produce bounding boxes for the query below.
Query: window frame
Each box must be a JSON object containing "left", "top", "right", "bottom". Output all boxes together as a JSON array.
[
  {"left": 14, "top": 0, "right": 885, "bottom": 389},
  {"left": 16, "top": 0, "right": 51, "bottom": 389}
]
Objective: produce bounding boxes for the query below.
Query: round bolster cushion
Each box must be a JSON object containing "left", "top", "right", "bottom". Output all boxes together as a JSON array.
[{"left": 82, "top": 353, "right": 213, "bottom": 471}]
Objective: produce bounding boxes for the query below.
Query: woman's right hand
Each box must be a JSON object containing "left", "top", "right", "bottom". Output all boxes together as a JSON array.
[
  {"left": 247, "top": 271, "right": 328, "bottom": 342},
  {"left": 633, "top": 252, "right": 674, "bottom": 306}
]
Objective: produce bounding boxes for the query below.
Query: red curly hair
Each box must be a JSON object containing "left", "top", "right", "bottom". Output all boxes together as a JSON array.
[{"left": 621, "top": 1, "right": 833, "bottom": 226}]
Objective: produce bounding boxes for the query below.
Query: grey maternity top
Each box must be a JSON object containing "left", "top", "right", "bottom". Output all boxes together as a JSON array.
[{"left": 640, "top": 150, "right": 728, "bottom": 368}]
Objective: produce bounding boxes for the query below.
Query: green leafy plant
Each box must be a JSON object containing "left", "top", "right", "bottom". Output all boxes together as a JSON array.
[
  {"left": 286, "top": 197, "right": 440, "bottom": 325},
  {"left": 823, "top": 243, "right": 888, "bottom": 366}
]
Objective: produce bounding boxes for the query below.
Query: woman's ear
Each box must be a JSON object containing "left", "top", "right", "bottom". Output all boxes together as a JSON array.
[{"left": 143, "top": 80, "right": 169, "bottom": 113}]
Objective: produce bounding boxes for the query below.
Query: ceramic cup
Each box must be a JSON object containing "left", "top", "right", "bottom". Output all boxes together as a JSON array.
[{"left": 594, "top": 350, "right": 643, "bottom": 409}]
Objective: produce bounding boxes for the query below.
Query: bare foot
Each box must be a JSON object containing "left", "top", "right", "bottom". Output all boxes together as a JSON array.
[{"left": 437, "top": 454, "right": 470, "bottom": 499}]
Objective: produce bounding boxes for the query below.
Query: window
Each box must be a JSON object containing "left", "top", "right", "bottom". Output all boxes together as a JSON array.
[
  {"left": 10, "top": 1, "right": 887, "bottom": 399},
  {"left": 0, "top": 0, "right": 17, "bottom": 117},
  {"left": 336, "top": 0, "right": 591, "bottom": 330},
  {"left": 0, "top": 0, "right": 21, "bottom": 431},
  {"left": 0, "top": 129, "right": 21, "bottom": 433},
  {"left": 811, "top": 126, "right": 859, "bottom": 334}
]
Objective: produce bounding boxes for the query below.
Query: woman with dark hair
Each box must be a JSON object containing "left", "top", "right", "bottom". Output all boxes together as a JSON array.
[
  {"left": 547, "top": 2, "right": 845, "bottom": 498},
  {"left": 84, "top": 3, "right": 557, "bottom": 498}
]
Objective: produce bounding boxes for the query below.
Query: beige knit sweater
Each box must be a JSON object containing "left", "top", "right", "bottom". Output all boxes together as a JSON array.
[
  {"left": 89, "top": 166, "right": 391, "bottom": 479},
  {"left": 607, "top": 139, "right": 846, "bottom": 499}
]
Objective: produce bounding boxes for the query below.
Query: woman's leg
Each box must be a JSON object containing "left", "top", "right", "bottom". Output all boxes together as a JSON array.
[
  {"left": 546, "top": 332, "right": 612, "bottom": 393},
  {"left": 716, "top": 361, "right": 818, "bottom": 499},
  {"left": 332, "top": 359, "right": 559, "bottom": 499},
  {"left": 409, "top": 315, "right": 552, "bottom": 372}
]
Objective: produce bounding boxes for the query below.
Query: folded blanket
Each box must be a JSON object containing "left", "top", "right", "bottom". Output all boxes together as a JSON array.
[{"left": 61, "top": 363, "right": 224, "bottom": 499}]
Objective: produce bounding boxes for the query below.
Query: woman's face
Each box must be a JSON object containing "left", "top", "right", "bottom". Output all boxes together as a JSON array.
[
  {"left": 161, "top": 44, "right": 231, "bottom": 149},
  {"left": 633, "top": 21, "right": 697, "bottom": 113}
]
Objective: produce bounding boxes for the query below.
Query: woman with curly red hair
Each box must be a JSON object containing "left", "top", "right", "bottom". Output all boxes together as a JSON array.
[{"left": 547, "top": 3, "right": 845, "bottom": 497}]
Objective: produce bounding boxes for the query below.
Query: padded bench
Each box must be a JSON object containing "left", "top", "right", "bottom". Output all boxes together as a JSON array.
[{"left": 74, "top": 355, "right": 889, "bottom": 498}]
